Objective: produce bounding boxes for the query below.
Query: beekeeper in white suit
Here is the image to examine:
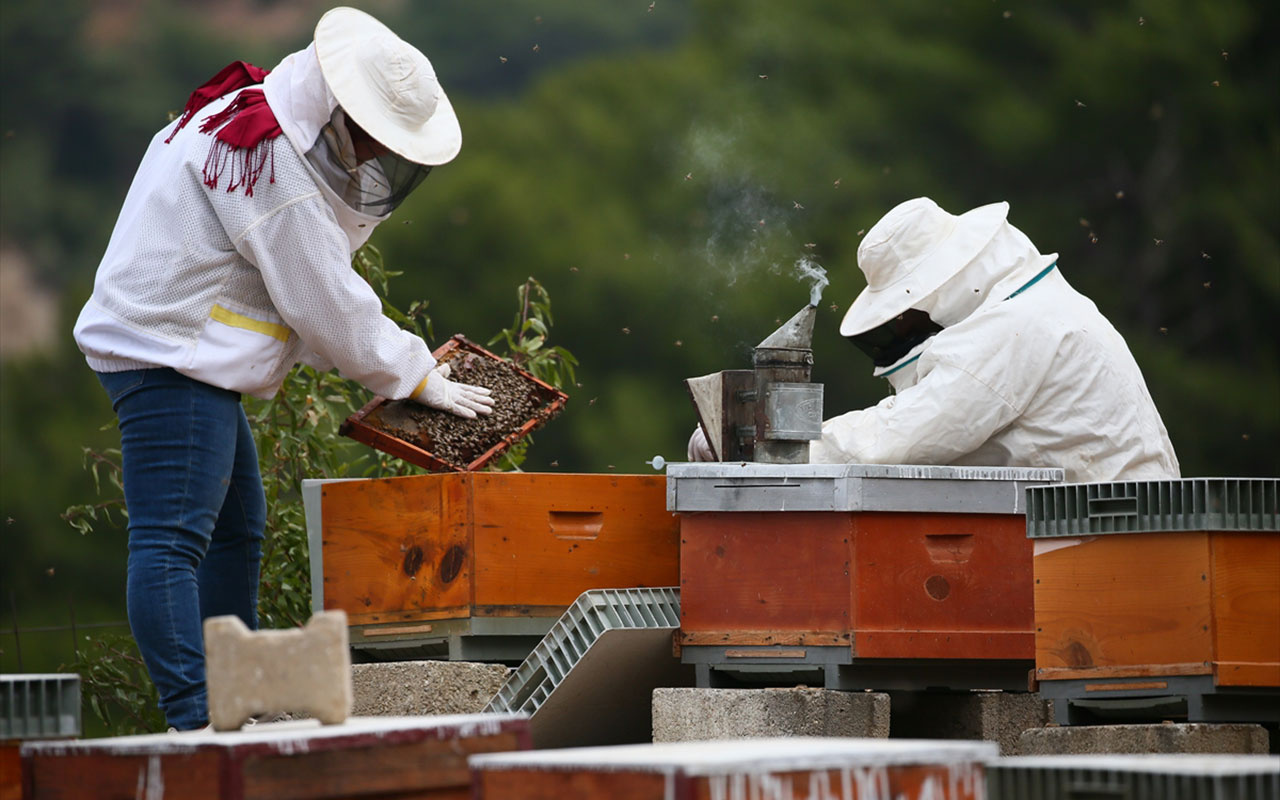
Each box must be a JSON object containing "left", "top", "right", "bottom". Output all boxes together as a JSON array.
[
  {"left": 689, "top": 197, "right": 1179, "bottom": 483},
  {"left": 72, "top": 7, "right": 492, "bottom": 731}
]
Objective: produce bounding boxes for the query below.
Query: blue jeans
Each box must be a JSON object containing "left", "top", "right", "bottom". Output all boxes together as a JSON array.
[{"left": 96, "top": 368, "right": 266, "bottom": 731}]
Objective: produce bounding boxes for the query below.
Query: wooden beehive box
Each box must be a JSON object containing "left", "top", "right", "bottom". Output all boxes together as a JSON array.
[
  {"left": 667, "top": 464, "right": 1062, "bottom": 678},
  {"left": 1027, "top": 478, "right": 1280, "bottom": 689},
  {"left": 307, "top": 472, "right": 679, "bottom": 657},
  {"left": 468, "top": 738, "right": 997, "bottom": 800},
  {"left": 21, "top": 714, "right": 529, "bottom": 800},
  {"left": 678, "top": 510, "right": 1034, "bottom": 660}
]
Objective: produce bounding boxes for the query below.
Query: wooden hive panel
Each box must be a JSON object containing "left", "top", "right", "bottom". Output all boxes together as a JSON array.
[
  {"left": 470, "top": 473, "right": 679, "bottom": 614},
  {"left": 678, "top": 512, "right": 854, "bottom": 647},
  {"left": 319, "top": 474, "right": 472, "bottom": 626},
  {"left": 851, "top": 512, "right": 1033, "bottom": 660},
  {"left": 1033, "top": 532, "right": 1214, "bottom": 681},
  {"left": 318, "top": 473, "right": 679, "bottom": 627},
  {"left": 1209, "top": 531, "right": 1279, "bottom": 687}
]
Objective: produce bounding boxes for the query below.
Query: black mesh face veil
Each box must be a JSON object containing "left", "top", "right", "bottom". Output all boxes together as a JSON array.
[
  {"left": 846, "top": 308, "right": 943, "bottom": 367},
  {"left": 304, "top": 107, "right": 430, "bottom": 216}
]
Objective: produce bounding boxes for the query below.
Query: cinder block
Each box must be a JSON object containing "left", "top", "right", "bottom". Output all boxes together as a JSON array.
[
  {"left": 204, "top": 610, "right": 351, "bottom": 731},
  {"left": 1018, "top": 722, "right": 1271, "bottom": 755},
  {"left": 351, "top": 660, "right": 511, "bottom": 716},
  {"left": 890, "top": 690, "right": 1054, "bottom": 755},
  {"left": 652, "top": 687, "right": 890, "bottom": 742}
]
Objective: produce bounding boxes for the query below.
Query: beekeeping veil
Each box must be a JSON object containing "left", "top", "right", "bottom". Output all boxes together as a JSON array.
[
  {"left": 839, "top": 197, "right": 1057, "bottom": 369},
  {"left": 263, "top": 7, "right": 461, "bottom": 220}
]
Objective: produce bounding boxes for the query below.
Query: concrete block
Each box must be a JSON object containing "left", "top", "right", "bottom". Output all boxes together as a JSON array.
[
  {"left": 205, "top": 610, "right": 351, "bottom": 731},
  {"left": 652, "top": 687, "right": 890, "bottom": 742},
  {"left": 1018, "top": 722, "right": 1272, "bottom": 755},
  {"left": 889, "top": 690, "right": 1054, "bottom": 755},
  {"left": 351, "top": 660, "right": 510, "bottom": 716}
]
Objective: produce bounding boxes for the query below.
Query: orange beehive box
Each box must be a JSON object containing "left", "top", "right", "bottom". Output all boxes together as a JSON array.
[
  {"left": 304, "top": 472, "right": 680, "bottom": 661},
  {"left": 468, "top": 738, "right": 997, "bottom": 800},
  {"left": 667, "top": 463, "right": 1062, "bottom": 690},
  {"left": 1026, "top": 478, "right": 1280, "bottom": 723},
  {"left": 21, "top": 714, "right": 530, "bottom": 800}
]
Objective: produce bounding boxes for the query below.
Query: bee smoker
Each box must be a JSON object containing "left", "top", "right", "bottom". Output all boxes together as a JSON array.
[{"left": 685, "top": 304, "right": 824, "bottom": 463}]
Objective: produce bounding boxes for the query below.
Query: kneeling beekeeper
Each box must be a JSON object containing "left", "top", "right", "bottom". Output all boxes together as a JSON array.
[
  {"left": 71, "top": 7, "right": 492, "bottom": 731},
  {"left": 690, "top": 197, "right": 1180, "bottom": 484}
]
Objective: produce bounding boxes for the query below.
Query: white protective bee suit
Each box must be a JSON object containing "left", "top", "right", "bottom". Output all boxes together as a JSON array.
[
  {"left": 73, "top": 9, "right": 490, "bottom": 417},
  {"left": 809, "top": 197, "right": 1180, "bottom": 483}
]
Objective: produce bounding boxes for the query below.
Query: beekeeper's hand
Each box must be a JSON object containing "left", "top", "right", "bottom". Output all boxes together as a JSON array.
[
  {"left": 413, "top": 363, "right": 495, "bottom": 419},
  {"left": 687, "top": 426, "right": 716, "bottom": 462}
]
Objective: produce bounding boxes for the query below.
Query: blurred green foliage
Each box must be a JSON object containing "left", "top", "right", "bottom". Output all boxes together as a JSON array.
[{"left": 2, "top": 0, "right": 1276, "bottom": 693}]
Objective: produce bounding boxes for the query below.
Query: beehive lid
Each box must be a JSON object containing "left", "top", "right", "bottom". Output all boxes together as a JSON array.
[
  {"left": 667, "top": 462, "right": 1063, "bottom": 513},
  {"left": 1, "top": 674, "right": 81, "bottom": 740},
  {"left": 469, "top": 736, "right": 998, "bottom": 775},
  {"left": 340, "top": 335, "right": 567, "bottom": 472},
  {"left": 20, "top": 714, "right": 528, "bottom": 757},
  {"left": 989, "top": 754, "right": 1280, "bottom": 799},
  {"left": 1025, "top": 477, "right": 1280, "bottom": 538}
]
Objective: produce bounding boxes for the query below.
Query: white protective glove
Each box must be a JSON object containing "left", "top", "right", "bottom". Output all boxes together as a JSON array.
[
  {"left": 687, "top": 426, "right": 716, "bottom": 462},
  {"left": 413, "top": 363, "right": 495, "bottom": 419}
]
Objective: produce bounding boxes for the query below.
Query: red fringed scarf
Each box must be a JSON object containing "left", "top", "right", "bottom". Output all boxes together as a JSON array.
[{"left": 166, "top": 61, "right": 282, "bottom": 197}]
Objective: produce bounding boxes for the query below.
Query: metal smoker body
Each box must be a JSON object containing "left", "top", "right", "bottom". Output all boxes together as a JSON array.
[{"left": 686, "top": 304, "right": 824, "bottom": 464}]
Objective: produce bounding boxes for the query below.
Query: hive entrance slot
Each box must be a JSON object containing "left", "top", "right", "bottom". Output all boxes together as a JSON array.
[{"left": 550, "top": 511, "right": 604, "bottom": 541}]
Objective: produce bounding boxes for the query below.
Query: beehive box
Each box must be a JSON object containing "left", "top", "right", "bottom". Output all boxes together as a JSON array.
[
  {"left": 468, "top": 738, "right": 997, "bottom": 800},
  {"left": 21, "top": 714, "right": 529, "bottom": 800},
  {"left": 340, "top": 335, "right": 567, "bottom": 472},
  {"left": 305, "top": 472, "right": 680, "bottom": 661},
  {"left": 1027, "top": 478, "right": 1279, "bottom": 718},
  {"left": 668, "top": 463, "right": 1062, "bottom": 690}
]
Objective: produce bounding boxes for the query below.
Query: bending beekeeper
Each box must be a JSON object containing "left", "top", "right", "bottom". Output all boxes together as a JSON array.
[
  {"left": 72, "top": 7, "right": 491, "bottom": 732},
  {"left": 689, "top": 197, "right": 1179, "bottom": 483}
]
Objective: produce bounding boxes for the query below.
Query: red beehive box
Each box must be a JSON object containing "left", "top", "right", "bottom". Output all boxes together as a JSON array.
[
  {"left": 22, "top": 714, "right": 529, "bottom": 800},
  {"left": 305, "top": 472, "right": 680, "bottom": 661},
  {"left": 468, "top": 738, "right": 997, "bottom": 800},
  {"left": 666, "top": 463, "right": 1062, "bottom": 689}
]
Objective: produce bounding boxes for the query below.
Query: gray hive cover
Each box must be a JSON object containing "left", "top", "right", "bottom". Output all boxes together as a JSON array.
[
  {"left": 484, "top": 587, "right": 692, "bottom": 749},
  {"left": 1026, "top": 477, "right": 1280, "bottom": 538},
  {"left": 988, "top": 754, "right": 1280, "bottom": 800},
  {"left": 1, "top": 674, "right": 81, "bottom": 740},
  {"left": 667, "top": 462, "right": 1063, "bottom": 514}
]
